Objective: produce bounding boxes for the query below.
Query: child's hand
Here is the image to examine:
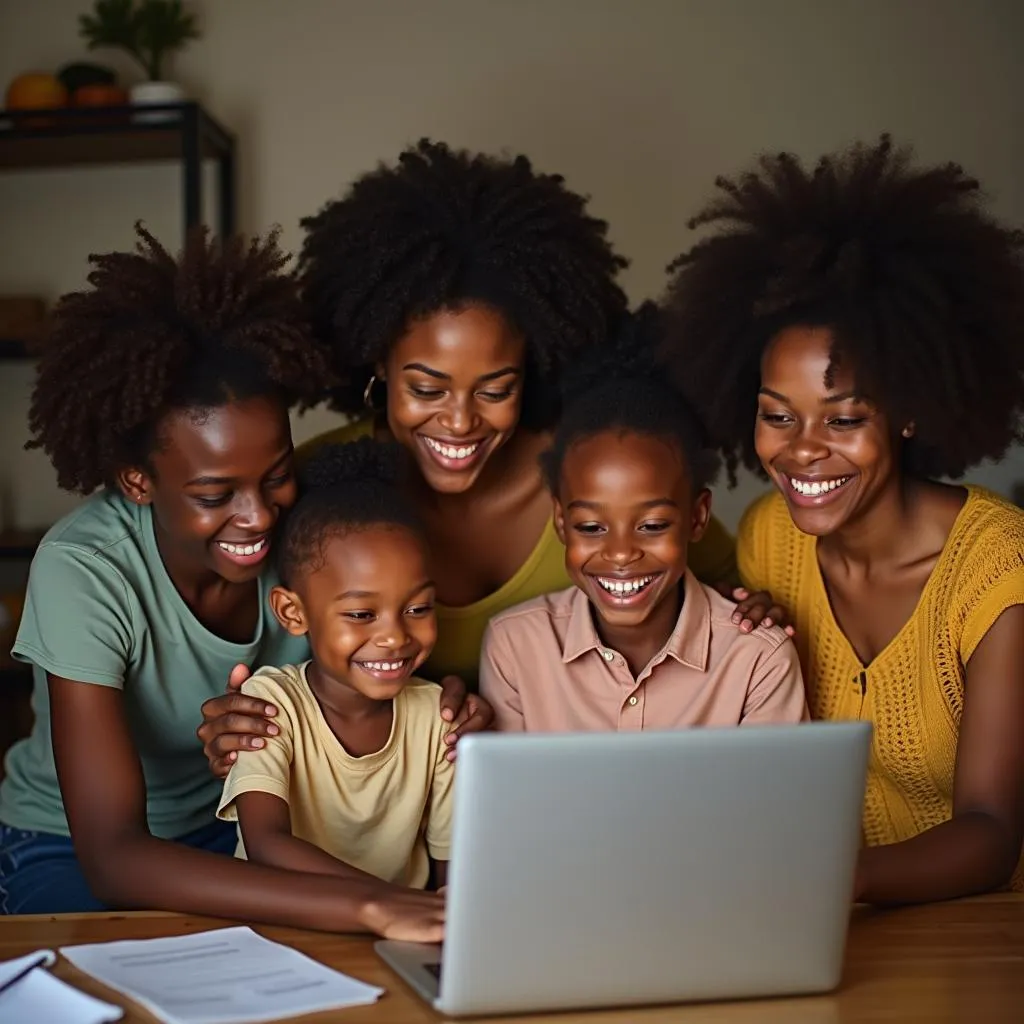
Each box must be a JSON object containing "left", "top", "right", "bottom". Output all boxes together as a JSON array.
[
  {"left": 197, "top": 663, "right": 280, "bottom": 778},
  {"left": 361, "top": 886, "right": 446, "bottom": 943},
  {"left": 439, "top": 675, "right": 495, "bottom": 761},
  {"left": 722, "top": 586, "right": 796, "bottom": 637}
]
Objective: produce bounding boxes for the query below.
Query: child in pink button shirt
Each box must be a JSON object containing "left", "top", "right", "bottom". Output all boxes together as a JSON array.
[{"left": 479, "top": 305, "right": 807, "bottom": 732}]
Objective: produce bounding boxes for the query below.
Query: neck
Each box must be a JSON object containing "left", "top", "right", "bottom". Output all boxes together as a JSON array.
[
  {"left": 819, "top": 474, "right": 925, "bottom": 569},
  {"left": 306, "top": 661, "right": 391, "bottom": 720},
  {"left": 153, "top": 518, "right": 234, "bottom": 605},
  {"left": 593, "top": 581, "right": 684, "bottom": 678}
]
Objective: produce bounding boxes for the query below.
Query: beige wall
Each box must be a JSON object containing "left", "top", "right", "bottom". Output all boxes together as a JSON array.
[{"left": 2, "top": 0, "right": 1023, "bottom": 531}]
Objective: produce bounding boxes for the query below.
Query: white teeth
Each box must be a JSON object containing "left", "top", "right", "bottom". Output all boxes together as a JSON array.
[
  {"left": 787, "top": 476, "right": 850, "bottom": 497},
  {"left": 596, "top": 575, "right": 655, "bottom": 595},
  {"left": 218, "top": 538, "right": 267, "bottom": 556},
  {"left": 362, "top": 660, "right": 406, "bottom": 672},
  {"left": 424, "top": 437, "right": 480, "bottom": 460}
]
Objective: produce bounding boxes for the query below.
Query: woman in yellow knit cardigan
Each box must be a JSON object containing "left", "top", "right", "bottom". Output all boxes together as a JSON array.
[{"left": 665, "top": 136, "right": 1024, "bottom": 904}]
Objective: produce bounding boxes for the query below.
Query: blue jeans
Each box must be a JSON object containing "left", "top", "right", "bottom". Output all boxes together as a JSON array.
[{"left": 0, "top": 818, "right": 237, "bottom": 915}]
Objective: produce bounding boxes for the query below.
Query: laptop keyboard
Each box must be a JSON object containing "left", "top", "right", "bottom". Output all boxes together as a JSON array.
[{"left": 424, "top": 962, "right": 443, "bottom": 980}]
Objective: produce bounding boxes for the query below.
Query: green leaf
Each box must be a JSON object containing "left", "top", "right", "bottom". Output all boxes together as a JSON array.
[{"left": 77, "top": 0, "right": 199, "bottom": 80}]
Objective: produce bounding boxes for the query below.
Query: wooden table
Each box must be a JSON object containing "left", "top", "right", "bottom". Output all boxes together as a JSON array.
[{"left": 1, "top": 894, "right": 1022, "bottom": 1023}]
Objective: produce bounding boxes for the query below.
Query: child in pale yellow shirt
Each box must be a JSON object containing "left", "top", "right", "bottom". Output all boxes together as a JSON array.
[{"left": 218, "top": 440, "right": 453, "bottom": 892}]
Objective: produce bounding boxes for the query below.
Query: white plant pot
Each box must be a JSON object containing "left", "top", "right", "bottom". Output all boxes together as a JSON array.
[{"left": 129, "top": 81, "right": 185, "bottom": 123}]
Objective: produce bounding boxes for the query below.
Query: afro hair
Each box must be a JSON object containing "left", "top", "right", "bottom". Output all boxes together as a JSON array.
[
  {"left": 663, "top": 135, "right": 1024, "bottom": 483},
  {"left": 28, "top": 223, "right": 332, "bottom": 494},
  {"left": 277, "top": 437, "right": 421, "bottom": 583},
  {"left": 298, "top": 139, "right": 629, "bottom": 429},
  {"left": 541, "top": 302, "right": 720, "bottom": 493}
]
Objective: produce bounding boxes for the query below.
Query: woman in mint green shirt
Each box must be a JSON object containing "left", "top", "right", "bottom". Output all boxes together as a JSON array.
[{"left": 0, "top": 225, "right": 455, "bottom": 939}]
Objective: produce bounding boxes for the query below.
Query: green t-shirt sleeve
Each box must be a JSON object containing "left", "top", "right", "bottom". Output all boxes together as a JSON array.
[{"left": 12, "top": 541, "right": 134, "bottom": 687}]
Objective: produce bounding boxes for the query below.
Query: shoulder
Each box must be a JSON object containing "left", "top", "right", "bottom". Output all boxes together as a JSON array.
[
  {"left": 295, "top": 417, "right": 374, "bottom": 466},
  {"left": 944, "top": 488, "right": 1024, "bottom": 594},
  {"left": 242, "top": 664, "right": 310, "bottom": 722},
  {"left": 701, "top": 580, "right": 794, "bottom": 657},
  {"left": 942, "top": 490, "right": 1024, "bottom": 657},
  {"left": 398, "top": 680, "right": 448, "bottom": 737},
  {"left": 486, "top": 586, "right": 576, "bottom": 638},
  {"left": 29, "top": 492, "right": 146, "bottom": 597},
  {"left": 953, "top": 488, "right": 1024, "bottom": 556},
  {"left": 42, "top": 490, "right": 144, "bottom": 560},
  {"left": 401, "top": 678, "right": 444, "bottom": 712}
]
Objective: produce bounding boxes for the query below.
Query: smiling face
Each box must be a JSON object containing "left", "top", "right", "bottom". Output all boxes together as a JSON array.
[
  {"left": 380, "top": 304, "right": 527, "bottom": 494},
  {"left": 119, "top": 395, "right": 296, "bottom": 585},
  {"left": 553, "top": 430, "right": 711, "bottom": 640},
  {"left": 272, "top": 525, "right": 437, "bottom": 704},
  {"left": 756, "top": 325, "right": 902, "bottom": 537}
]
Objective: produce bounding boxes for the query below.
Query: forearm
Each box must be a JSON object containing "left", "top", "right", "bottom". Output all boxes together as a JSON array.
[
  {"left": 80, "top": 829, "right": 397, "bottom": 932},
  {"left": 857, "top": 811, "right": 1020, "bottom": 906},
  {"left": 242, "top": 828, "right": 380, "bottom": 884}
]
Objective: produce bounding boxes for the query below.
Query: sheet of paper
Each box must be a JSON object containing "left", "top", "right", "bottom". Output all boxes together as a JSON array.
[
  {"left": 60, "top": 926, "right": 383, "bottom": 1024},
  {"left": 0, "top": 949, "right": 55, "bottom": 989},
  {"left": 0, "top": 950, "right": 123, "bottom": 1024}
]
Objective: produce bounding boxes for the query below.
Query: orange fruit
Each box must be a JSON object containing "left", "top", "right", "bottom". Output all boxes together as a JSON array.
[
  {"left": 72, "top": 84, "right": 129, "bottom": 107},
  {"left": 6, "top": 72, "right": 68, "bottom": 121}
]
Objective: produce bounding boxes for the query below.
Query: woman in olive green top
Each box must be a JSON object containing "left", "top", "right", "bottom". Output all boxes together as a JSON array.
[{"left": 198, "top": 141, "right": 787, "bottom": 767}]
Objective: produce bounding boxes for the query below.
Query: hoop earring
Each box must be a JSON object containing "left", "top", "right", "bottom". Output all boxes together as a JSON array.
[{"left": 363, "top": 374, "right": 380, "bottom": 411}]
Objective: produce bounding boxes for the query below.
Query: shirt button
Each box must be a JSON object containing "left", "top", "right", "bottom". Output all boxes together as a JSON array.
[
  {"left": 628, "top": 696, "right": 638, "bottom": 706},
  {"left": 601, "top": 650, "right": 615, "bottom": 662}
]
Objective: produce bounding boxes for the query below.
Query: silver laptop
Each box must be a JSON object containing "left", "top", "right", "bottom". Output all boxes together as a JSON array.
[{"left": 376, "top": 722, "right": 870, "bottom": 1017}]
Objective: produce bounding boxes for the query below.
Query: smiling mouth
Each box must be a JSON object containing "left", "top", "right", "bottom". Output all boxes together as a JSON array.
[
  {"left": 354, "top": 658, "right": 414, "bottom": 681},
  {"left": 591, "top": 573, "right": 662, "bottom": 605},
  {"left": 418, "top": 435, "right": 489, "bottom": 470},
  {"left": 782, "top": 473, "right": 855, "bottom": 506},
  {"left": 216, "top": 537, "right": 270, "bottom": 565}
]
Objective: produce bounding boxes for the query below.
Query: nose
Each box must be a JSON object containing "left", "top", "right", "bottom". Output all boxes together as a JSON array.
[
  {"left": 234, "top": 490, "right": 275, "bottom": 534},
  {"left": 602, "top": 528, "right": 643, "bottom": 569},
  {"left": 787, "top": 424, "right": 831, "bottom": 466},
  {"left": 436, "top": 393, "right": 479, "bottom": 437},
  {"left": 373, "top": 616, "right": 410, "bottom": 651}
]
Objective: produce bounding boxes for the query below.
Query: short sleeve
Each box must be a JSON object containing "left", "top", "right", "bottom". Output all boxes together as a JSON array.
[
  {"left": 478, "top": 622, "right": 526, "bottom": 733},
  {"left": 960, "top": 564, "right": 1024, "bottom": 664},
  {"left": 688, "top": 515, "right": 737, "bottom": 586},
  {"left": 11, "top": 542, "right": 134, "bottom": 687},
  {"left": 216, "top": 674, "right": 295, "bottom": 822},
  {"left": 425, "top": 722, "right": 456, "bottom": 860},
  {"left": 740, "top": 640, "right": 809, "bottom": 725}
]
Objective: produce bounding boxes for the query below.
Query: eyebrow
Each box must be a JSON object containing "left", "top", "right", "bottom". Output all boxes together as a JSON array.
[
  {"left": 335, "top": 580, "right": 436, "bottom": 602},
  {"left": 402, "top": 362, "right": 520, "bottom": 383},
  {"left": 758, "top": 387, "right": 863, "bottom": 405},
  {"left": 567, "top": 498, "right": 679, "bottom": 511},
  {"left": 184, "top": 448, "right": 293, "bottom": 488}
]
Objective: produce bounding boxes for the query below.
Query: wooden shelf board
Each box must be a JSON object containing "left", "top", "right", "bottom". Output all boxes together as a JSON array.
[
  {"left": 0, "top": 103, "right": 233, "bottom": 171},
  {"left": 0, "top": 128, "right": 223, "bottom": 170}
]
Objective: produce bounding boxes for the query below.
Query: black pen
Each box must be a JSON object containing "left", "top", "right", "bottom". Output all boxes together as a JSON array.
[{"left": 0, "top": 953, "right": 50, "bottom": 997}]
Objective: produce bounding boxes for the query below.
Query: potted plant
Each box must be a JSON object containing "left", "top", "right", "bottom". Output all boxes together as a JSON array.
[{"left": 79, "top": 0, "right": 199, "bottom": 119}]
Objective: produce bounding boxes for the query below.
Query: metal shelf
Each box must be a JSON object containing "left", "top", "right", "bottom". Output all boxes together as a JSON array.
[{"left": 0, "top": 101, "right": 236, "bottom": 236}]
